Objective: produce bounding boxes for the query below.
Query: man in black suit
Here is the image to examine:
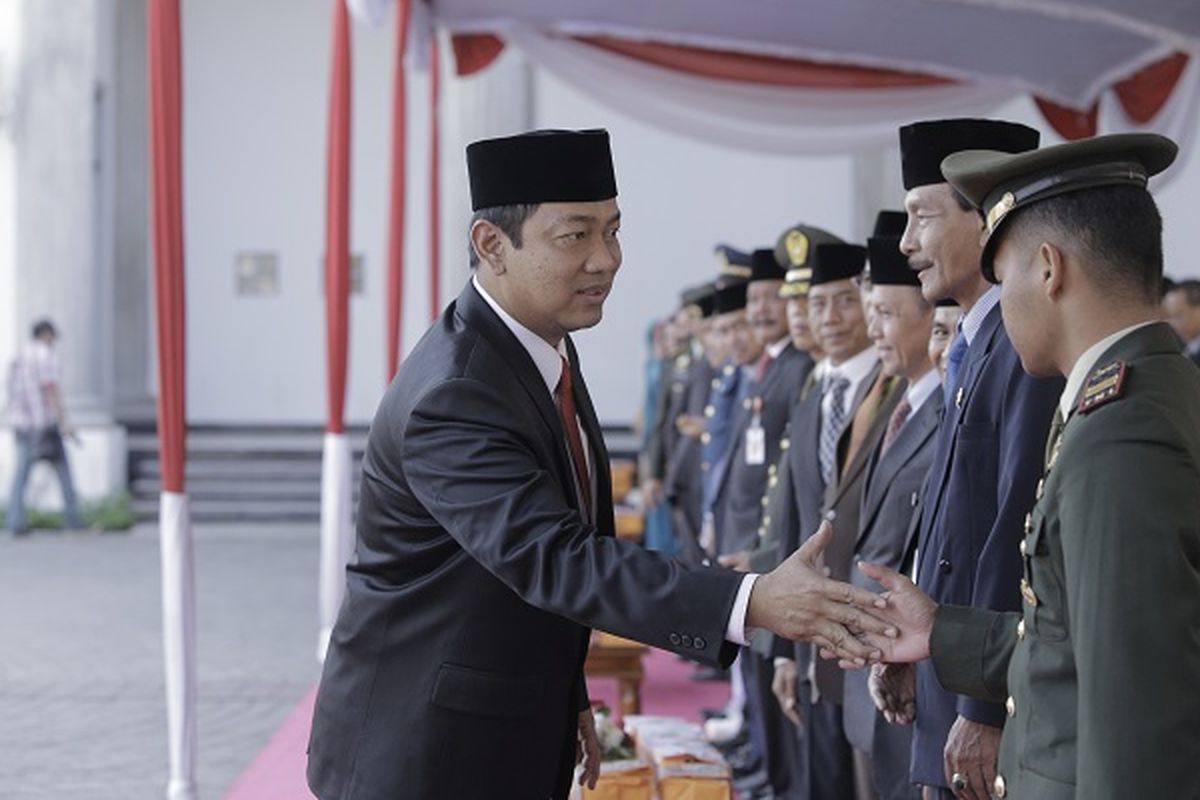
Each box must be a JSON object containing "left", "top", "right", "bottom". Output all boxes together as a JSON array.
[
  {"left": 891, "top": 119, "right": 1062, "bottom": 800},
  {"left": 305, "top": 129, "right": 894, "bottom": 800},
  {"left": 844, "top": 229, "right": 942, "bottom": 800},
  {"left": 1162, "top": 278, "right": 1200, "bottom": 365}
]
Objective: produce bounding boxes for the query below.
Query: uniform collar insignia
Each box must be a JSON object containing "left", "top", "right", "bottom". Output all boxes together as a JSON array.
[{"left": 1077, "top": 360, "right": 1127, "bottom": 414}]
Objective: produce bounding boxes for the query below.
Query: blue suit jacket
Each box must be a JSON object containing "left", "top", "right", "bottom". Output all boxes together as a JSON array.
[{"left": 910, "top": 305, "right": 1063, "bottom": 788}]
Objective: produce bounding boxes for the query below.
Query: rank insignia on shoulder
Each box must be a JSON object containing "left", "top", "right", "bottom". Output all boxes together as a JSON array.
[{"left": 1077, "top": 360, "right": 1127, "bottom": 414}]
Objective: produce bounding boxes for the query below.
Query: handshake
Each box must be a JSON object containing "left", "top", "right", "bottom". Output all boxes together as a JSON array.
[{"left": 742, "top": 521, "right": 937, "bottom": 668}]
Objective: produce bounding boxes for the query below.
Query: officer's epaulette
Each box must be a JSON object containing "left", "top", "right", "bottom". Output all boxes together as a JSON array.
[{"left": 1077, "top": 360, "right": 1127, "bottom": 414}]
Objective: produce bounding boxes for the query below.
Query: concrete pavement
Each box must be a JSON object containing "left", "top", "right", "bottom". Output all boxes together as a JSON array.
[{"left": 0, "top": 523, "right": 322, "bottom": 799}]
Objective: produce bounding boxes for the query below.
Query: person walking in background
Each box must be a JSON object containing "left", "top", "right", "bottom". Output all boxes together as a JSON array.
[{"left": 5, "top": 319, "right": 83, "bottom": 535}]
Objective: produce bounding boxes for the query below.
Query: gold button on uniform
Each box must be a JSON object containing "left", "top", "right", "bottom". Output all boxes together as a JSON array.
[
  {"left": 1024, "top": 512, "right": 1033, "bottom": 534},
  {"left": 704, "top": 405, "right": 715, "bottom": 418},
  {"left": 762, "top": 496, "right": 770, "bottom": 508},
  {"left": 781, "top": 439, "right": 790, "bottom": 451},
  {"left": 1006, "top": 696, "right": 1016, "bottom": 718},
  {"left": 1036, "top": 478, "right": 1045, "bottom": 499},
  {"left": 1017, "top": 619, "right": 1026, "bottom": 640},
  {"left": 1021, "top": 578, "right": 1039, "bottom": 607},
  {"left": 701, "top": 432, "right": 711, "bottom": 444},
  {"left": 1019, "top": 539, "right": 1028, "bottom": 558},
  {"left": 768, "top": 476, "right": 778, "bottom": 489},
  {"left": 955, "top": 386, "right": 964, "bottom": 408},
  {"left": 994, "top": 774, "right": 1007, "bottom": 798}
]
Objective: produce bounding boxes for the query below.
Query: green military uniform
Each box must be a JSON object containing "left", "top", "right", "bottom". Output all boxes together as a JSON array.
[{"left": 926, "top": 134, "right": 1200, "bottom": 798}]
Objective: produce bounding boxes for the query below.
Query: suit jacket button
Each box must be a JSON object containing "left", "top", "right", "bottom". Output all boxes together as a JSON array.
[
  {"left": 910, "top": 491, "right": 919, "bottom": 508},
  {"left": 694, "top": 637, "right": 706, "bottom": 649},
  {"left": 681, "top": 634, "right": 693, "bottom": 647},
  {"left": 669, "top": 633, "right": 681, "bottom": 646},
  {"left": 938, "top": 559, "right": 951, "bottom": 574},
  {"left": 825, "top": 510, "right": 837, "bottom": 522},
  {"left": 1017, "top": 619, "right": 1026, "bottom": 640}
]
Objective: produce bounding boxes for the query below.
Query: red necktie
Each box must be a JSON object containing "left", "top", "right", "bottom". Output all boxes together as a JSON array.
[
  {"left": 556, "top": 356, "right": 592, "bottom": 519},
  {"left": 881, "top": 397, "right": 912, "bottom": 455},
  {"left": 755, "top": 352, "right": 774, "bottom": 383}
]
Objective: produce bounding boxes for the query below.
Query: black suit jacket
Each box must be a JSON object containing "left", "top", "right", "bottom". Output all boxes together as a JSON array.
[
  {"left": 909, "top": 305, "right": 1062, "bottom": 788},
  {"left": 307, "top": 283, "right": 742, "bottom": 800}
]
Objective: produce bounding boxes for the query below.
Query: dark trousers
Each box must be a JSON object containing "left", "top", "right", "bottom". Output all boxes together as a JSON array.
[
  {"left": 746, "top": 652, "right": 807, "bottom": 799},
  {"left": 801, "top": 691, "right": 854, "bottom": 800}
]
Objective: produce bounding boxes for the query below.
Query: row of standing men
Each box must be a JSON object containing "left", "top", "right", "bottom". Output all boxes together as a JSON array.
[{"left": 641, "top": 118, "right": 1064, "bottom": 800}]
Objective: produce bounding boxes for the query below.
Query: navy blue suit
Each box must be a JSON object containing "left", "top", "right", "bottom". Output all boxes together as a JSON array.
[{"left": 910, "top": 305, "right": 1063, "bottom": 790}]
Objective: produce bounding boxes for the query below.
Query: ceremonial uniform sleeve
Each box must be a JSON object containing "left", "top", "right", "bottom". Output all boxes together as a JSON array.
[
  {"left": 403, "top": 377, "right": 743, "bottom": 668},
  {"left": 1060, "top": 409, "right": 1200, "bottom": 799},
  {"left": 929, "top": 605, "right": 1017, "bottom": 703},
  {"left": 961, "top": 362, "right": 1059, "bottom": 725}
]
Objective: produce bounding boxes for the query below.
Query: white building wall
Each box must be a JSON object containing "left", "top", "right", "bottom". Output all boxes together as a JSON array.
[{"left": 154, "top": 7, "right": 1200, "bottom": 426}]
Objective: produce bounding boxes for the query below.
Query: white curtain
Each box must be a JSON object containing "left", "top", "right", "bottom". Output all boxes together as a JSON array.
[{"left": 502, "top": 26, "right": 1020, "bottom": 155}]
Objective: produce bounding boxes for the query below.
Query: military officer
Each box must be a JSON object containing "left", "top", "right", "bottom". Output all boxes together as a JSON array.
[
  {"left": 895, "top": 118, "right": 1061, "bottom": 800},
  {"left": 859, "top": 132, "right": 1200, "bottom": 800}
]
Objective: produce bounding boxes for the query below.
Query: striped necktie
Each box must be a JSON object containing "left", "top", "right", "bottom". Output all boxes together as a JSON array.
[{"left": 819, "top": 373, "right": 851, "bottom": 485}]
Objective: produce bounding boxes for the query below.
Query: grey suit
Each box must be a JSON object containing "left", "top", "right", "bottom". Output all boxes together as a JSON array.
[
  {"left": 843, "top": 388, "right": 943, "bottom": 800},
  {"left": 712, "top": 344, "right": 813, "bottom": 555},
  {"left": 665, "top": 357, "right": 716, "bottom": 563}
]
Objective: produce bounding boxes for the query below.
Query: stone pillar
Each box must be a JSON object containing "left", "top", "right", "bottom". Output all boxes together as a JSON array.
[
  {"left": 111, "top": 0, "right": 153, "bottom": 423},
  {"left": 440, "top": 41, "right": 535, "bottom": 297},
  {"left": 0, "top": 0, "right": 127, "bottom": 508}
]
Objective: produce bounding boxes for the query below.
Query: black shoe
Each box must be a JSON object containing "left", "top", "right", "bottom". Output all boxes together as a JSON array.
[
  {"left": 725, "top": 741, "right": 761, "bottom": 774},
  {"left": 690, "top": 665, "right": 730, "bottom": 682},
  {"left": 732, "top": 767, "right": 769, "bottom": 795}
]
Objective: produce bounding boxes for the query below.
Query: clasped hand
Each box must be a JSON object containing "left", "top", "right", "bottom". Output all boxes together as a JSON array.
[
  {"left": 746, "top": 522, "right": 941, "bottom": 669},
  {"left": 745, "top": 522, "right": 898, "bottom": 667}
]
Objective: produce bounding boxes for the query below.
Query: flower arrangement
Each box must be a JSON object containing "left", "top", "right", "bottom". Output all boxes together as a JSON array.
[{"left": 592, "top": 704, "right": 635, "bottom": 762}]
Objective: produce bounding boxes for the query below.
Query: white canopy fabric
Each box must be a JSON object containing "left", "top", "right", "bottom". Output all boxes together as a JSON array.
[{"left": 425, "top": 0, "right": 1199, "bottom": 108}]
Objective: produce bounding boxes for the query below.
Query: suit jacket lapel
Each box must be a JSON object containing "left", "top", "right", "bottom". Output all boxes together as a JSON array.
[
  {"left": 924, "top": 306, "right": 1003, "bottom": 525},
  {"left": 455, "top": 283, "right": 578, "bottom": 513},
  {"left": 858, "top": 391, "right": 942, "bottom": 551},
  {"left": 566, "top": 336, "right": 615, "bottom": 537}
]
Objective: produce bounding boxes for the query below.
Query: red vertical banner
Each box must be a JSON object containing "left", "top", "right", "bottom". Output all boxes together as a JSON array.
[
  {"left": 149, "top": 0, "right": 186, "bottom": 492},
  {"left": 385, "top": 0, "right": 411, "bottom": 379},
  {"left": 325, "top": 0, "right": 352, "bottom": 432},
  {"left": 429, "top": 32, "right": 441, "bottom": 322}
]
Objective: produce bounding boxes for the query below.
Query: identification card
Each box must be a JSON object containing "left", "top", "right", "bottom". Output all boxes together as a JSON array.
[{"left": 745, "top": 418, "right": 766, "bottom": 465}]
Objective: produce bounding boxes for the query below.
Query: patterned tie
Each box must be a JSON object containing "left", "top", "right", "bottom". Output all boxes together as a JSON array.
[
  {"left": 819, "top": 374, "right": 851, "bottom": 485},
  {"left": 881, "top": 397, "right": 912, "bottom": 455},
  {"left": 556, "top": 356, "right": 592, "bottom": 520},
  {"left": 943, "top": 328, "right": 969, "bottom": 405}
]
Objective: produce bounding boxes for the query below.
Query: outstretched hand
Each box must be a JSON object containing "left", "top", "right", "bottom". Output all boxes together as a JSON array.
[
  {"left": 851, "top": 561, "right": 938, "bottom": 664},
  {"left": 745, "top": 522, "right": 897, "bottom": 667}
]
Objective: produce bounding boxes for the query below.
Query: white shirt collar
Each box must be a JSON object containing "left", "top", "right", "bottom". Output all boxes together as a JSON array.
[
  {"left": 1059, "top": 321, "right": 1157, "bottom": 419},
  {"left": 961, "top": 284, "right": 1001, "bottom": 346},
  {"left": 905, "top": 368, "right": 941, "bottom": 414},
  {"left": 473, "top": 275, "right": 566, "bottom": 395},
  {"left": 766, "top": 336, "right": 790, "bottom": 360},
  {"left": 828, "top": 345, "right": 878, "bottom": 388}
]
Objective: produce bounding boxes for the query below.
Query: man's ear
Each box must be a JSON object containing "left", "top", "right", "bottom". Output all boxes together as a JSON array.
[
  {"left": 1037, "top": 241, "right": 1066, "bottom": 301},
  {"left": 470, "top": 219, "right": 507, "bottom": 275}
]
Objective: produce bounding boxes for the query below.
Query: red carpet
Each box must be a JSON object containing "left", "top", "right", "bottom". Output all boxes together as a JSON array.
[{"left": 223, "top": 649, "right": 730, "bottom": 799}]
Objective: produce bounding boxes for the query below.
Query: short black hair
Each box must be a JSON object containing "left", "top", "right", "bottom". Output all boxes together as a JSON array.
[
  {"left": 1003, "top": 184, "right": 1162, "bottom": 304},
  {"left": 1169, "top": 278, "right": 1200, "bottom": 306},
  {"left": 467, "top": 204, "right": 539, "bottom": 268},
  {"left": 31, "top": 319, "right": 56, "bottom": 339}
]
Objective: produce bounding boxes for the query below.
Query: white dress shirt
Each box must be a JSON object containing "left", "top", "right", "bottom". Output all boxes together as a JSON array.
[
  {"left": 472, "top": 277, "right": 757, "bottom": 645},
  {"left": 961, "top": 284, "right": 1001, "bottom": 346},
  {"left": 905, "top": 368, "right": 942, "bottom": 417}
]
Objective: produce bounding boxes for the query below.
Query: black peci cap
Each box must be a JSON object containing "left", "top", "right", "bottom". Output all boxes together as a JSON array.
[
  {"left": 713, "top": 280, "right": 749, "bottom": 314},
  {"left": 873, "top": 210, "right": 908, "bottom": 238},
  {"left": 467, "top": 129, "right": 618, "bottom": 210},
  {"left": 867, "top": 237, "right": 919, "bottom": 287},
  {"left": 899, "top": 119, "right": 1039, "bottom": 191},
  {"left": 749, "top": 248, "right": 787, "bottom": 283},
  {"left": 811, "top": 243, "right": 867, "bottom": 286}
]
